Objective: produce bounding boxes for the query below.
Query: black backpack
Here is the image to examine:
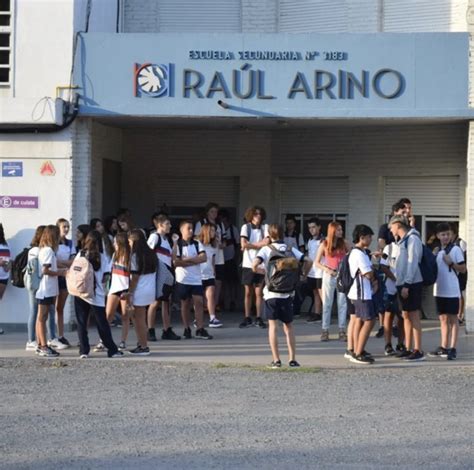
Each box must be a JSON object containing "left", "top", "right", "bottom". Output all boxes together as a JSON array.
[
  {"left": 404, "top": 233, "right": 438, "bottom": 287},
  {"left": 265, "top": 245, "right": 301, "bottom": 293},
  {"left": 336, "top": 247, "right": 363, "bottom": 296},
  {"left": 11, "top": 247, "right": 29, "bottom": 288}
]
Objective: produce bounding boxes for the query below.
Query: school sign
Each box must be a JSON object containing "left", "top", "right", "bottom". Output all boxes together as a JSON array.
[{"left": 76, "top": 33, "right": 470, "bottom": 119}]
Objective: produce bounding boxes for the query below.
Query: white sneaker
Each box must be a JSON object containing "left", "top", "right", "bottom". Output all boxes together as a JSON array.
[
  {"left": 48, "top": 338, "right": 68, "bottom": 350},
  {"left": 79, "top": 354, "right": 88, "bottom": 359},
  {"left": 26, "top": 341, "right": 38, "bottom": 351}
]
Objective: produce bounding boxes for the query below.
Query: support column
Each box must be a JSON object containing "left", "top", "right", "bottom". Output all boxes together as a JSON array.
[{"left": 465, "top": 121, "right": 474, "bottom": 333}]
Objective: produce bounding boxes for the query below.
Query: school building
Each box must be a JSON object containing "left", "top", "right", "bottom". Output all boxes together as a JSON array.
[{"left": 1, "top": 0, "right": 474, "bottom": 331}]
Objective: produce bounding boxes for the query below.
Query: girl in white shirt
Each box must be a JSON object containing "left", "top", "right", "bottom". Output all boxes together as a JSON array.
[
  {"left": 199, "top": 223, "right": 223, "bottom": 328},
  {"left": 35, "top": 225, "right": 67, "bottom": 358},
  {"left": 74, "top": 230, "right": 122, "bottom": 359},
  {"left": 54, "top": 218, "right": 76, "bottom": 349},
  {"left": 106, "top": 232, "right": 131, "bottom": 350},
  {"left": 128, "top": 229, "right": 158, "bottom": 356}
]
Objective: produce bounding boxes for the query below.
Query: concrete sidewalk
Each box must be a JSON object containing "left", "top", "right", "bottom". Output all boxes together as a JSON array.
[{"left": 1, "top": 313, "right": 472, "bottom": 368}]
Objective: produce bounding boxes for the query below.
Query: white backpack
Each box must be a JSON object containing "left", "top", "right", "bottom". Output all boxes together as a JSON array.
[{"left": 66, "top": 254, "right": 95, "bottom": 300}]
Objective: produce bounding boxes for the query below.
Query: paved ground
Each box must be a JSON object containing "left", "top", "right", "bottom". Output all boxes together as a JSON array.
[{"left": 0, "top": 314, "right": 473, "bottom": 469}]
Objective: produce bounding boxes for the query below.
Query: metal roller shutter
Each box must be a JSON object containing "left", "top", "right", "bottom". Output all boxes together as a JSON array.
[
  {"left": 157, "top": 0, "right": 241, "bottom": 32},
  {"left": 384, "top": 176, "right": 460, "bottom": 216},
  {"left": 153, "top": 176, "right": 239, "bottom": 208},
  {"left": 279, "top": 0, "right": 348, "bottom": 33},
  {"left": 280, "top": 177, "right": 349, "bottom": 213},
  {"left": 383, "top": 0, "right": 467, "bottom": 32}
]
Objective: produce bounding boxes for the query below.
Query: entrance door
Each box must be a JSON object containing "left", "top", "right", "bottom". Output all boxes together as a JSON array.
[{"left": 102, "top": 159, "right": 122, "bottom": 217}]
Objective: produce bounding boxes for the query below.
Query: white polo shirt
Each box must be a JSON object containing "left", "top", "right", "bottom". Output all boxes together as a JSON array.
[
  {"left": 147, "top": 232, "right": 173, "bottom": 268},
  {"left": 380, "top": 243, "right": 399, "bottom": 296},
  {"left": 175, "top": 240, "right": 206, "bottom": 285},
  {"left": 306, "top": 237, "right": 324, "bottom": 279},
  {"left": 36, "top": 247, "right": 59, "bottom": 299},
  {"left": 434, "top": 245, "right": 465, "bottom": 298},
  {"left": 194, "top": 219, "right": 225, "bottom": 265},
  {"left": 240, "top": 223, "right": 269, "bottom": 268},
  {"left": 348, "top": 248, "right": 373, "bottom": 301}
]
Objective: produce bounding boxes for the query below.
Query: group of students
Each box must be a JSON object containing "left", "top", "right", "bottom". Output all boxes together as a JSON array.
[{"left": 0, "top": 197, "right": 467, "bottom": 366}]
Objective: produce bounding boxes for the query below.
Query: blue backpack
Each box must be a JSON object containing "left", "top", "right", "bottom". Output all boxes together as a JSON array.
[{"left": 404, "top": 233, "right": 437, "bottom": 287}]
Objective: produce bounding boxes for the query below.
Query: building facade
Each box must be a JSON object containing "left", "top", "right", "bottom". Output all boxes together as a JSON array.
[{"left": 1, "top": 0, "right": 474, "bottom": 332}]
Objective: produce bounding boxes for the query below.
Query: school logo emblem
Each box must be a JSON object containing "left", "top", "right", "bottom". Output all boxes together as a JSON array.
[{"left": 134, "top": 63, "right": 170, "bottom": 97}]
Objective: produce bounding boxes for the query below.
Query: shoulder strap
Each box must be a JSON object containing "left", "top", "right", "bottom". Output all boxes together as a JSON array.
[{"left": 246, "top": 223, "right": 251, "bottom": 240}]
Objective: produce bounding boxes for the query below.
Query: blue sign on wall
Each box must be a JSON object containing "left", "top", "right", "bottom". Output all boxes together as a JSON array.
[
  {"left": 76, "top": 33, "right": 471, "bottom": 119},
  {"left": 2, "top": 161, "right": 23, "bottom": 177}
]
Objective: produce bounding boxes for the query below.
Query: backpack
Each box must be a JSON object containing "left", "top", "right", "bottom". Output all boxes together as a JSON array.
[
  {"left": 10, "top": 247, "right": 29, "bottom": 288},
  {"left": 336, "top": 247, "right": 363, "bottom": 296},
  {"left": 265, "top": 244, "right": 301, "bottom": 293},
  {"left": 66, "top": 252, "right": 95, "bottom": 300},
  {"left": 404, "top": 233, "right": 438, "bottom": 287},
  {"left": 24, "top": 255, "right": 42, "bottom": 291}
]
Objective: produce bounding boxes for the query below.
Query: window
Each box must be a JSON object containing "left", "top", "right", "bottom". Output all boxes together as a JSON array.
[
  {"left": 282, "top": 213, "right": 347, "bottom": 242},
  {"left": 0, "top": 0, "right": 11, "bottom": 85}
]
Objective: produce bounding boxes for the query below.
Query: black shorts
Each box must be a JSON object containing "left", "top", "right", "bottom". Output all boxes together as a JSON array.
[
  {"left": 202, "top": 278, "right": 215, "bottom": 289},
  {"left": 158, "top": 283, "right": 173, "bottom": 302},
  {"left": 241, "top": 267, "right": 264, "bottom": 286},
  {"left": 351, "top": 299, "right": 376, "bottom": 321},
  {"left": 0, "top": 279, "right": 7, "bottom": 285},
  {"left": 306, "top": 277, "right": 322, "bottom": 290},
  {"left": 435, "top": 297, "right": 459, "bottom": 315},
  {"left": 215, "top": 264, "right": 225, "bottom": 282},
  {"left": 111, "top": 289, "right": 128, "bottom": 297},
  {"left": 58, "top": 276, "right": 67, "bottom": 290},
  {"left": 397, "top": 283, "right": 423, "bottom": 312},
  {"left": 38, "top": 296, "right": 56, "bottom": 305},
  {"left": 175, "top": 283, "right": 203, "bottom": 301},
  {"left": 223, "top": 259, "right": 239, "bottom": 282},
  {"left": 384, "top": 293, "right": 401, "bottom": 316},
  {"left": 264, "top": 297, "right": 293, "bottom": 324}
]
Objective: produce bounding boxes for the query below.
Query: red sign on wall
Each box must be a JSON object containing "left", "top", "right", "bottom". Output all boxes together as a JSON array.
[{"left": 40, "top": 160, "right": 56, "bottom": 176}]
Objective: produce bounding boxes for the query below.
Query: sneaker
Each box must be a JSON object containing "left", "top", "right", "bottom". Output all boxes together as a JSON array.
[
  {"left": 344, "top": 349, "right": 355, "bottom": 359},
  {"left": 338, "top": 330, "right": 347, "bottom": 342},
  {"left": 48, "top": 338, "right": 68, "bottom": 350},
  {"left": 404, "top": 350, "right": 425, "bottom": 362},
  {"left": 110, "top": 350, "right": 124, "bottom": 358},
  {"left": 195, "top": 328, "right": 213, "bottom": 340},
  {"left": 428, "top": 346, "right": 448, "bottom": 358},
  {"left": 79, "top": 354, "right": 88, "bottom": 359},
  {"left": 183, "top": 327, "right": 192, "bottom": 339},
  {"left": 118, "top": 341, "right": 127, "bottom": 350},
  {"left": 289, "top": 360, "right": 300, "bottom": 368},
  {"left": 268, "top": 360, "right": 282, "bottom": 369},
  {"left": 384, "top": 344, "right": 396, "bottom": 356},
  {"left": 0, "top": 328, "right": 4, "bottom": 335},
  {"left": 58, "top": 336, "right": 71, "bottom": 348},
  {"left": 192, "top": 319, "right": 197, "bottom": 328},
  {"left": 93, "top": 341, "right": 106, "bottom": 352},
  {"left": 25, "top": 341, "right": 38, "bottom": 351},
  {"left": 395, "top": 343, "right": 407, "bottom": 353},
  {"left": 255, "top": 317, "right": 267, "bottom": 329},
  {"left": 395, "top": 349, "right": 411, "bottom": 359},
  {"left": 161, "top": 327, "right": 181, "bottom": 340},
  {"left": 209, "top": 318, "right": 223, "bottom": 328},
  {"left": 129, "top": 346, "right": 151, "bottom": 356},
  {"left": 447, "top": 348, "right": 457, "bottom": 361},
  {"left": 239, "top": 317, "right": 253, "bottom": 328},
  {"left": 350, "top": 354, "right": 373, "bottom": 364},
  {"left": 147, "top": 328, "right": 157, "bottom": 342},
  {"left": 362, "top": 350, "right": 373, "bottom": 358},
  {"left": 306, "top": 313, "right": 321, "bottom": 323},
  {"left": 375, "top": 326, "right": 384, "bottom": 338},
  {"left": 321, "top": 330, "right": 329, "bottom": 342},
  {"left": 36, "top": 346, "right": 60, "bottom": 358}
]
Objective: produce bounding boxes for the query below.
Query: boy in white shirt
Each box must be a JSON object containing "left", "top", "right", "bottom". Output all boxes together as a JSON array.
[
  {"left": 305, "top": 218, "right": 324, "bottom": 323},
  {"left": 240, "top": 206, "right": 270, "bottom": 329},
  {"left": 173, "top": 220, "right": 212, "bottom": 340},
  {"left": 348, "top": 225, "right": 377, "bottom": 365},
  {"left": 147, "top": 213, "right": 180, "bottom": 341},
  {"left": 252, "top": 224, "right": 305, "bottom": 368},
  {"left": 428, "top": 223, "right": 466, "bottom": 360}
]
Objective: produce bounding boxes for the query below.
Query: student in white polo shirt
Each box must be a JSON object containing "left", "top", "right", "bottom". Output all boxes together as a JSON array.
[
  {"left": 252, "top": 223, "right": 305, "bottom": 368},
  {"left": 240, "top": 206, "right": 270, "bottom": 329},
  {"left": 146, "top": 213, "right": 180, "bottom": 342},
  {"left": 305, "top": 217, "right": 324, "bottom": 323},
  {"left": 173, "top": 220, "right": 212, "bottom": 340},
  {"left": 283, "top": 215, "right": 305, "bottom": 251},
  {"left": 428, "top": 223, "right": 466, "bottom": 361}
]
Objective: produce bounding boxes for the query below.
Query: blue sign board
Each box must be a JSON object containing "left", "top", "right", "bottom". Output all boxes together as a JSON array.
[
  {"left": 76, "top": 33, "right": 471, "bottom": 119},
  {"left": 2, "top": 161, "right": 23, "bottom": 177}
]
